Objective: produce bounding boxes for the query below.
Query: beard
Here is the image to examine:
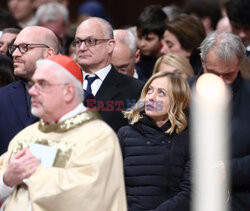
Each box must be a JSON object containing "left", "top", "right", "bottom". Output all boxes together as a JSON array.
[{"left": 31, "top": 106, "right": 42, "bottom": 118}]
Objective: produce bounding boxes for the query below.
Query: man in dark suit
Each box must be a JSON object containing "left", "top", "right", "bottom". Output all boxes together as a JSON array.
[
  {"left": 74, "top": 17, "right": 144, "bottom": 132},
  {"left": 190, "top": 30, "right": 250, "bottom": 211},
  {"left": 0, "top": 26, "right": 59, "bottom": 155}
]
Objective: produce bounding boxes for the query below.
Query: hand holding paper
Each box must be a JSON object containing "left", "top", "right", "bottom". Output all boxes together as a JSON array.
[{"left": 29, "top": 143, "right": 58, "bottom": 167}]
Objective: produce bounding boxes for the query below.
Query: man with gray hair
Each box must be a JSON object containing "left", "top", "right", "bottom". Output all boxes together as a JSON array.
[
  {"left": 35, "top": 2, "right": 70, "bottom": 54},
  {"left": 111, "top": 29, "right": 141, "bottom": 78},
  {"left": 200, "top": 30, "right": 246, "bottom": 85},
  {"left": 197, "top": 30, "right": 250, "bottom": 210},
  {"left": 74, "top": 17, "right": 144, "bottom": 132}
]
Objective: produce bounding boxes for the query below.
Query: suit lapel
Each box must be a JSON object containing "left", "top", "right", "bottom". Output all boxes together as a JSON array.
[{"left": 95, "top": 66, "right": 121, "bottom": 101}]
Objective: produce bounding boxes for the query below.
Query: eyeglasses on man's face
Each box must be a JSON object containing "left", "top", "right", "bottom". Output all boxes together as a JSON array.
[
  {"left": 8, "top": 43, "right": 50, "bottom": 55},
  {"left": 27, "top": 80, "right": 68, "bottom": 93},
  {"left": 72, "top": 37, "right": 110, "bottom": 48}
]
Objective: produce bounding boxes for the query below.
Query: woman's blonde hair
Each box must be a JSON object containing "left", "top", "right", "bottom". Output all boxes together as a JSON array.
[
  {"left": 124, "top": 71, "right": 191, "bottom": 134},
  {"left": 153, "top": 52, "right": 194, "bottom": 78}
]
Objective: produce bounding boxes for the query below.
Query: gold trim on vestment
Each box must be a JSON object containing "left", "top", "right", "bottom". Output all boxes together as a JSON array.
[
  {"left": 10, "top": 111, "right": 100, "bottom": 167},
  {"left": 39, "top": 111, "right": 100, "bottom": 133}
]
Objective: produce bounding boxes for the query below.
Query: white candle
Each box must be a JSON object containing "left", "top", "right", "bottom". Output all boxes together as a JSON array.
[{"left": 191, "top": 73, "right": 230, "bottom": 211}]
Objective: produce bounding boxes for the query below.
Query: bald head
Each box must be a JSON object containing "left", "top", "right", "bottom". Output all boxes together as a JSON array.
[
  {"left": 12, "top": 26, "right": 59, "bottom": 79},
  {"left": 77, "top": 17, "right": 113, "bottom": 39},
  {"left": 19, "top": 26, "right": 59, "bottom": 53}
]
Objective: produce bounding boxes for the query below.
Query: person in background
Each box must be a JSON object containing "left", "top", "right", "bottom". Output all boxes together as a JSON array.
[
  {"left": 0, "top": 54, "right": 127, "bottom": 211},
  {"left": 160, "top": 14, "right": 206, "bottom": 75},
  {"left": 226, "top": 0, "right": 250, "bottom": 50},
  {"left": 77, "top": 0, "right": 111, "bottom": 24},
  {"left": 74, "top": 17, "right": 144, "bottom": 132},
  {"left": 118, "top": 71, "right": 191, "bottom": 211},
  {"left": 7, "top": 0, "right": 37, "bottom": 28},
  {"left": 162, "top": 4, "right": 183, "bottom": 21},
  {"left": 226, "top": 0, "right": 250, "bottom": 80},
  {"left": 0, "top": 54, "right": 15, "bottom": 87},
  {"left": 33, "top": 0, "right": 68, "bottom": 8},
  {"left": 136, "top": 5, "right": 167, "bottom": 81},
  {"left": 34, "top": 2, "right": 71, "bottom": 54},
  {"left": 183, "top": 0, "right": 221, "bottom": 34},
  {"left": 153, "top": 52, "right": 194, "bottom": 79},
  {"left": 195, "top": 30, "right": 250, "bottom": 211},
  {"left": 0, "top": 9, "right": 20, "bottom": 30},
  {"left": 216, "top": 0, "right": 231, "bottom": 32},
  {"left": 0, "top": 28, "right": 21, "bottom": 55},
  {"left": 111, "top": 29, "right": 141, "bottom": 78},
  {"left": 0, "top": 26, "right": 59, "bottom": 155}
]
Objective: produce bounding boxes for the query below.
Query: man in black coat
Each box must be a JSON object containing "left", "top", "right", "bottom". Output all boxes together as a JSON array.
[
  {"left": 0, "top": 26, "right": 59, "bottom": 155},
  {"left": 190, "top": 30, "right": 250, "bottom": 210},
  {"left": 74, "top": 17, "right": 144, "bottom": 132}
]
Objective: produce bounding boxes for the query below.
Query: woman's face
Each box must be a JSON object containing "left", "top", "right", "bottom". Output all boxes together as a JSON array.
[
  {"left": 145, "top": 76, "right": 170, "bottom": 124},
  {"left": 160, "top": 30, "right": 191, "bottom": 58}
]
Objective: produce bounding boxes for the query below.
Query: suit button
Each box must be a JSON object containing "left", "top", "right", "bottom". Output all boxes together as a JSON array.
[
  {"left": 161, "top": 140, "right": 165, "bottom": 144},
  {"left": 146, "top": 141, "right": 151, "bottom": 145}
]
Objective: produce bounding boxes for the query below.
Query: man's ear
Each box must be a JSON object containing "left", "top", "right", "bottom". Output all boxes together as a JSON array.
[
  {"left": 44, "top": 48, "right": 56, "bottom": 58},
  {"left": 135, "top": 49, "right": 140, "bottom": 63},
  {"left": 64, "top": 84, "right": 75, "bottom": 103},
  {"left": 107, "top": 39, "right": 115, "bottom": 54}
]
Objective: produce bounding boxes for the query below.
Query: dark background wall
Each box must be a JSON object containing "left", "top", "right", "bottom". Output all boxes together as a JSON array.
[
  {"left": 1, "top": 0, "right": 184, "bottom": 28},
  {"left": 68, "top": 0, "right": 184, "bottom": 28}
]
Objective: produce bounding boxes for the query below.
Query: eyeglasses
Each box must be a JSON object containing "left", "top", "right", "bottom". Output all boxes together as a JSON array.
[
  {"left": 27, "top": 80, "right": 68, "bottom": 92},
  {"left": 72, "top": 37, "right": 110, "bottom": 48},
  {"left": 9, "top": 43, "right": 50, "bottom": 55}
]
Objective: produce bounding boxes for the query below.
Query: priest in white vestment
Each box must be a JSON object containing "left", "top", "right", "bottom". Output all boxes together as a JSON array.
[{"left": 0, "top": 55, "right": 127, "bottom": 211}]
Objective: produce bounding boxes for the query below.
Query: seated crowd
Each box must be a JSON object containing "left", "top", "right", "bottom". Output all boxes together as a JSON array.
[{"left": 0, "top": 0, "right": 249, "bottom": 210}]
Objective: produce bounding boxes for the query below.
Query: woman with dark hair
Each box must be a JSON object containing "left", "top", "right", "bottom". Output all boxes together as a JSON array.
[
  {"left": 118, "top": 71, "right": 191, "bottom": 211},
  {"left": 161, "top": 14, "right": 206, "bottom": 75},
  {"left": 0, "top": 54, "right": 15, "bottom": 87}
]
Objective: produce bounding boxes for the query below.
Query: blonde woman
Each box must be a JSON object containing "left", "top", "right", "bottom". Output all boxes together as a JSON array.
[
  {"left": 153, "top": 52, "right": 194, "bottom": 79},
  {"left": 118, "top": 71, "right": 191, "bottom": 211}
]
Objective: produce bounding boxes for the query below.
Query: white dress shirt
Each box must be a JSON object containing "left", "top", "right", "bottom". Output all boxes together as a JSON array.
[{"left": 82, "top": 64, "right": 111, "bottom": 96}]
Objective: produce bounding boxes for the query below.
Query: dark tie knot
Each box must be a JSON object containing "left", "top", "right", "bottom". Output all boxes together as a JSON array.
[{"left": 85, "top": 75, "right": 99, "bottom": 84}]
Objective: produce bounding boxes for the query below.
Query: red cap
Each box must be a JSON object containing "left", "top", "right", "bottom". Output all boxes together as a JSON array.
[{"left": 47, "top": 55, "right": 83, "bottom": 83}]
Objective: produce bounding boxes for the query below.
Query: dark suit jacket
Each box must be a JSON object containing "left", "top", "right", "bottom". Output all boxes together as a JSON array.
[
  {"left": 0, "top": 80, "right": 38, "bottom": 155},
  {"left": 85, "top": 66, "right": 145, "bottom": 132}
]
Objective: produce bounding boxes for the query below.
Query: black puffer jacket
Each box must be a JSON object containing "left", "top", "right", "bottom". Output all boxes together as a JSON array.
[{"left": 118, "top": 115, "right": 191, "bottom": 211}]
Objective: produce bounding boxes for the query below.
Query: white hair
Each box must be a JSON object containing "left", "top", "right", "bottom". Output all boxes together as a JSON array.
[
  {"left": 36, "top": 59, "right": 83, "bottom": 102},
  {"left": 114, "top": 29, "right": 137, "bottom": 56},
  {"left": 35, "top": 2, "right": 69, "bottom": 24}
]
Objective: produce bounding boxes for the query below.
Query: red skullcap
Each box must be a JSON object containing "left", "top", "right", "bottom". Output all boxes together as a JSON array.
[{"left": 47, "top": 55, "right": 83, "bottom": 83}]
